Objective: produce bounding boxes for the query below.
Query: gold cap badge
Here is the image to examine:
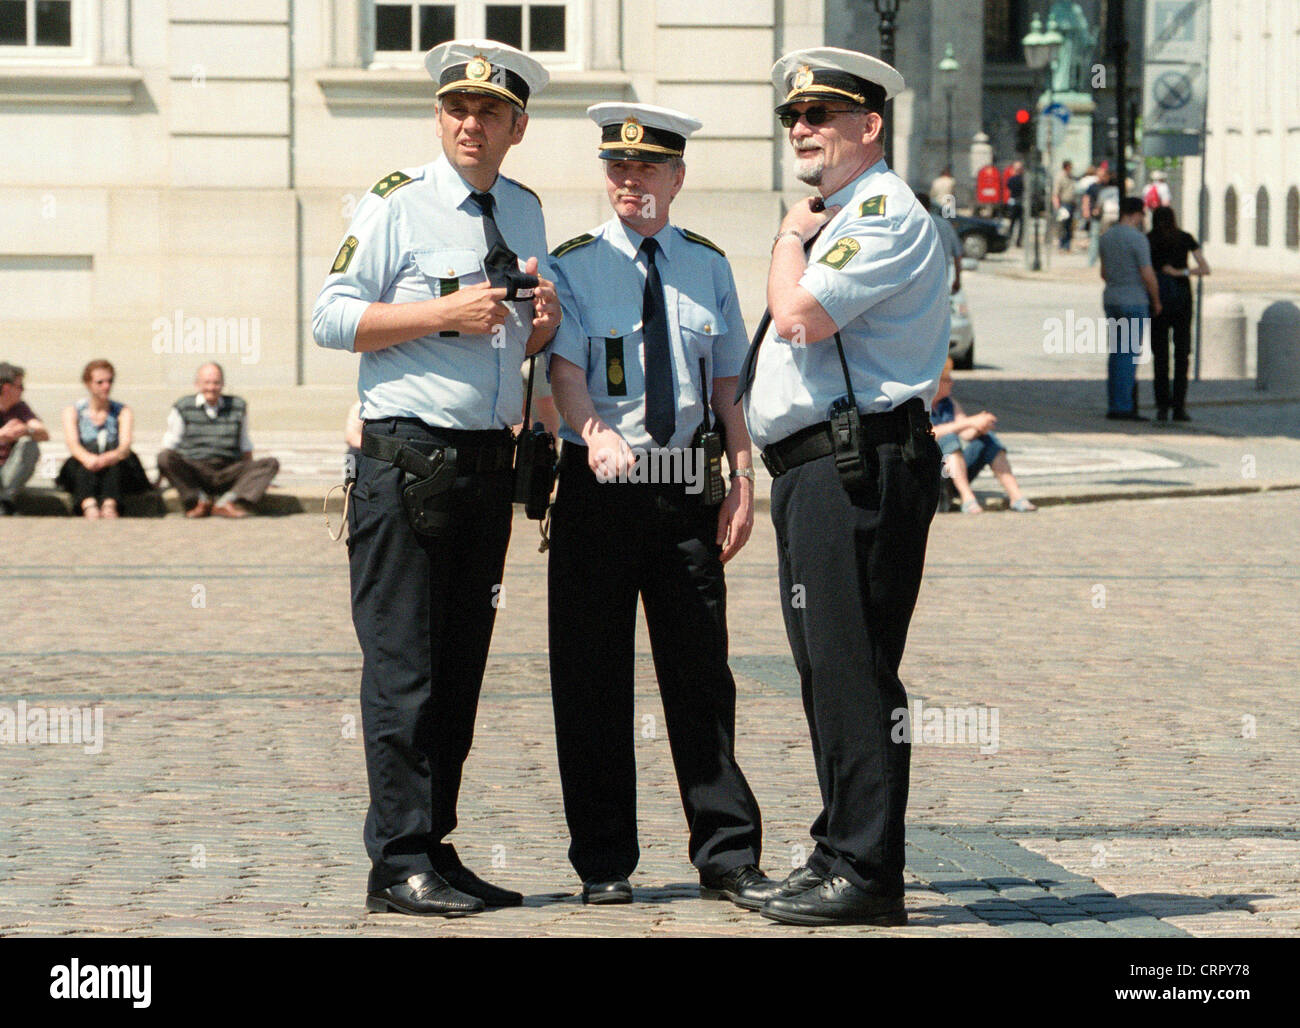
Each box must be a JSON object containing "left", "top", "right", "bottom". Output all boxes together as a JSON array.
[
  {"left": 466, "top": 55, "right": 491, "bottom": 81},
  {"left": 791, "top": 65, "right": 814, "bottom": 90},
  {"left": 621, "top": 117, "right": 644, "bottom": 145}
]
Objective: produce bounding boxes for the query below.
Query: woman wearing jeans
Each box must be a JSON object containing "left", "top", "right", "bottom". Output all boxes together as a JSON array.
[{"left": 60, "top": 359, "right": 134, "bottom": 519}]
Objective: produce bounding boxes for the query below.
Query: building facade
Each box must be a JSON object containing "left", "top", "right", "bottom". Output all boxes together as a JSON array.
[
  {"left": 5, "top": 0, "right": 834, "bottom": 390},
  {"left": 5, "top": 1, "right": 1099, "bottom": 393},
  {"left": 1180, "top": 0, "right": 1300, "bottom": 272}
]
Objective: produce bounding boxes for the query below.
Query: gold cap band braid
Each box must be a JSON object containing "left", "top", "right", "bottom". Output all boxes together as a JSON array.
[
  {"left": 775, "top": 67, "right": 886, "bottom": 116},
  {"left": 437, "top": 59, "right": 531, "bottom": 109},
  {"left": 598, "top": 120, "right": 687, "bottom": 161}
]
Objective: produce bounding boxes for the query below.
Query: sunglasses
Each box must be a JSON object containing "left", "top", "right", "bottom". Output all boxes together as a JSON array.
[{"left": 778, "top": 106, "right": 864, "bottom": 128}]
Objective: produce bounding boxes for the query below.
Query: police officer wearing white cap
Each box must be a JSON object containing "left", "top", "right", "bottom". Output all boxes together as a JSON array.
[
  {"left": 735, "top": 47, "right": 949, "bottom": 926},
  {"left": 545, "top": 103, "right": 779, "bottom": 910},
  {"left": 312, "top": 39, "right": 561, "bottom": 917}
]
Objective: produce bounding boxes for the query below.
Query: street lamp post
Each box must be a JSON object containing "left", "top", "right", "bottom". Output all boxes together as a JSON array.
[
  {"left": 1022, "top": 12, "right": 1063, "bottom": 272},
  {"left": 938, "top": 43, "right": 960, "bottom": 181},
  {"left": 872, "top": 0, "right": 904, "bottom": 167}
]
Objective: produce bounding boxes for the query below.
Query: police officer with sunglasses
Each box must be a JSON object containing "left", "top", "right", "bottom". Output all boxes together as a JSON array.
[{"left": 736, "top": 47, "right": 949, "bottom": 927}]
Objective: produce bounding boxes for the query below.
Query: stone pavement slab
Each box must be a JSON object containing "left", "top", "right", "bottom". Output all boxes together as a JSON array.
[{"left": 2, "top": 489, "right": 1297, "bottom": 937}]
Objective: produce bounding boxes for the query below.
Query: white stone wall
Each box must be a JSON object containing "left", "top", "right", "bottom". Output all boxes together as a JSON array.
[
  {"left": 3, "top": 0, "right": 806, "bottom": 391},
  {"left": 1181, "top": 0, "right": 1300, "bottom": 272}
]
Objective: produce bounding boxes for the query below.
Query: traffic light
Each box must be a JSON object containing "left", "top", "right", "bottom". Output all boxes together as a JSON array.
[{"left": 1015, "top": 109, "right": 1033, "bottom": 155}]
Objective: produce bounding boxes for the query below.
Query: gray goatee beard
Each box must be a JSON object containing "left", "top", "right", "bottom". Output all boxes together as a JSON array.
[{"left": 794, "top": 154, "right": 824, "bottom": 186}]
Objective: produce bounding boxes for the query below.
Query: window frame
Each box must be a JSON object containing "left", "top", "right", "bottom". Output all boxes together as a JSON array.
[
  {"left": 0, "top": 0, "right": 93, "bottom": 66},
  {"left": 368, "top": 0, "right": 581, "bottom": 71}
]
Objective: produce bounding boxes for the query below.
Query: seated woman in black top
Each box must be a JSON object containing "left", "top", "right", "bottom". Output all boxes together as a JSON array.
[{"left": 1147, "top": 206, "right": 1211, "bottom": 422}]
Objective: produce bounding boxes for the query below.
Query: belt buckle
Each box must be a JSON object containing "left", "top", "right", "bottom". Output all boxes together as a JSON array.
[{"left": 760, "top": 447, "right": 784, "bottom": 477}]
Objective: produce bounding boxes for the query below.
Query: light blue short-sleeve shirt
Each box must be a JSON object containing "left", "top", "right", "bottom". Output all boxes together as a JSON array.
[
  {"left": 743, "top": 159, "right": 951, "bottom": 449},
  {"left": 547, "top": 217, "right": 749, "bottom": 451},
  {"left": 1099, "top": 222, "right": 1152, "bottom": 309},
  {"left": 311, "top": 154, "right": 550, "bottom": 430}
]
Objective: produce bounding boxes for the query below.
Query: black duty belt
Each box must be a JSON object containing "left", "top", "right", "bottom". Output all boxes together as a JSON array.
[
  {"left": 761, "top": 397, "right": 925, "bottom": 477},
  {"left": 361, "top": 428, "right": 513, "bottom": 474}
]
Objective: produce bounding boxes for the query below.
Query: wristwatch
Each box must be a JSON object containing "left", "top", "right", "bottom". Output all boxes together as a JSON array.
[
  {"left": 729, "top": 467, "right": 756, "bottom": 483},
  {"left": 771, "top": 230, "right": 803, "bottom": 252}
]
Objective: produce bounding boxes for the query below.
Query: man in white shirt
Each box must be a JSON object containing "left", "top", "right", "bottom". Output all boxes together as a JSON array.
[{"left": 157, "top": 362, "right": 279, "bottom": 517}]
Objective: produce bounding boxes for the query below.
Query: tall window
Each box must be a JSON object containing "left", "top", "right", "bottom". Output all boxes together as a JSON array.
[
  {"left": 1286, "top": 187, "right": 1299, "bottom": 250},
  {"left": 373, "top": 2, "right": 574, "bottom": 63},
  {"left": 1224, "top": 186, "right": 1238, "bottom": 244},
  {"left": 1199, "top": 184, "right": 1210, "bottom": 244},
  {"left": 0, "top": 0, "right": 73, "bottom": 49},
  {"left": 984, "top": 0, "right": 1029, "bottom": 63},
  {"left": 1255, "top": 186, "right": 1270, "bottom": 246}
]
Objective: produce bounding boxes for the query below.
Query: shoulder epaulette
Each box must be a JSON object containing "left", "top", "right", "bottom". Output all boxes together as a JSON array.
[
  {"left": 371, "top": 171, "right": 414, "bottom": 199},
  {"left": 681, "top": 229, "right": 726, "bottom": 257},
  {"left": 551, "top": 233, "right": 596, "bottom": 258},
  {"left": 504, "top": 176, "right": 542, "bottom": 207},
  {"left": 859, "top": 194, "right": 887, "bottom": 217}
]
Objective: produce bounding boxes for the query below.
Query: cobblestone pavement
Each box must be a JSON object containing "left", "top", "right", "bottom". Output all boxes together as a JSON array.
[{"left": 2, "top": 490, "right": 1298, "bottom": 937}]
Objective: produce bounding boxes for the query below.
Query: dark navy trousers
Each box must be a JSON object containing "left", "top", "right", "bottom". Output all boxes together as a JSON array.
[
  {"left": 347, "top": 418, "right": 513, "bottom": 892},
  {"left": 769, "top": 439, "right": 940, "bottom": 896},
  {"left": 547, "top": 452, "right": 763, "bottom": 882}
]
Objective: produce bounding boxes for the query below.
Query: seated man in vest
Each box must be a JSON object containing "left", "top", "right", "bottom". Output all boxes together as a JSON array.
[{"left": 157, "top": 362, "right": 279, "bottom": 518}]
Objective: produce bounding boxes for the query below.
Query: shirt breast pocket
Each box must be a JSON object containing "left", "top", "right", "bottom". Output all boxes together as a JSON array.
[
  {"left": 412, "top": 249, "right": 485, "bottom": 336},
  {"left": 677, "top": 296, "right": 726, "bottom": 371},
  {"left": 580, "top": 305, "right": 642, "bottom": 398},
  {"left": 412, "top": 249, "right": 485, "bottom": 296}
]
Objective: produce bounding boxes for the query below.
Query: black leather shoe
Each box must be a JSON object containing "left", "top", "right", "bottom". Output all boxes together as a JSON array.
[
  {"left": 699, "top": 864, "right": 781, "bottom": 911},
  {"left": 760, "top": 875, "right": 906, "bottom": 927},
  {"left": 441, "top": 865, "right": 523, "bottom": 908},
  {"left": 365, "top": 871, "right": 485, "bottom": 917},
  {"left": 1172, "top": 408, "right": 1192, "bottom": 422},
  {"left": 773, "top": 864, "right": 826, "bottom": 898},
  {"left": 582, "top": 874, "right": 633, "bottom": 904},
  {"left": 1106, "top": 411, "right": 1148, "bottom": 421}
]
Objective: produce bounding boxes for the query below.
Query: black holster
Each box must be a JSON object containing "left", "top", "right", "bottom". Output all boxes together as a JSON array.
[
  {"left": 900, "top": 399, "right": 936, "bottom": 466},
  {"left": 362, "top": 432, "right": 458, "bottom": 537}
]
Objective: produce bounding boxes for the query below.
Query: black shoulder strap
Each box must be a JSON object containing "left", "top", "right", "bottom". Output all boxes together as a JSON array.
[
  {"left": 833, "top": 332, "right": 856, "bottom": 407},
  {"left": 698, "top": 357, "right": 712, "bottom": 432},
  {"left": 523, "top": 354, "right": 538, "bottom": 430}
]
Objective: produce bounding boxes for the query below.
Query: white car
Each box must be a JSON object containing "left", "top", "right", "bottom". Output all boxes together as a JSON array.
[{"left": 949, "top": 284, "right": 974, "bottom": 369}]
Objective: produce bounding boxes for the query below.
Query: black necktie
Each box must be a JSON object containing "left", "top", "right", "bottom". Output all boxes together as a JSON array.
[
  {"left": 469, "top": 190, "right": 509, "bottom": 252},
  {"left": 639, "top": 237, "right": 675, "bottom": 446},
  {"left": 734, "top": 226, "right": 827, "bottom": 405}
]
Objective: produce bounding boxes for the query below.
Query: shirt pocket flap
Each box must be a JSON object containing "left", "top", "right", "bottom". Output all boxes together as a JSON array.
[
  {"left": 412, "top": 249, "right": 483, "bottom": 281},
  {"left": 677, "top": 297, "right": 726, "bottom": 337},
  {"left": 580, "top": 304, "right": 642, "bottom": 340}
]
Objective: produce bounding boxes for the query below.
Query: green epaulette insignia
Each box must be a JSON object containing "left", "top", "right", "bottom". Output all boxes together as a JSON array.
[
  {"left": 818, "top": 237, "right": 861, "bottom": 269},
  {"left": 682, "top": 229, "right": 726, "bottom": 257},
  {"left": 371, "top": 171, "right": 413, "bottom": 198},
  {"left": 551, "top": 233, "right": 595, "bottom": 258},
  {"left": 859, "top": 194, "right": 887, "bottom": 217}
]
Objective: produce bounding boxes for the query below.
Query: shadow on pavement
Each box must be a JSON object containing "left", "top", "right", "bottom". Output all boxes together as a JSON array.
[{"left": 948, "top": 378, "right": 1300, "bottom": 440}]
